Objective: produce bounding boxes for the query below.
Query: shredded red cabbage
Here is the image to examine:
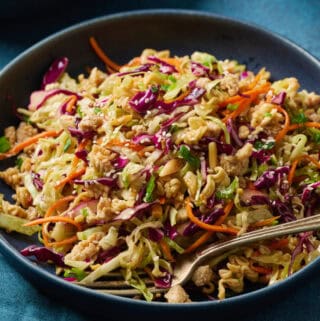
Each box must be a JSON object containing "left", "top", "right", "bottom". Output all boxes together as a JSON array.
[
  {"left": 112, "top": 156, "right": 129, "bottom": 170},
  {"left": 226, "top": 119, "right": 243, "bottom": 147},
  {"left": 75, "top": 149, "right": 88, "bottom": 164},
  {"left": 240, "top": 71, "right": 249, "bottom": 79},
  {"left": 254, "top": 166, "right": 289, "bottom": 189},
  {"left": 68, "top": 127, "right": 95, "bottom": 141},
  {"left": 97, "top": 246, "right": 121, "bottom": 264},
  {"left": 74, "top": 177, "right": 117, "bottom": 187},
  {"left": 148, "top": 56, "right": 177, "bottom": 74},
  {"left": 163, "top": 221, "right": 179, "bottom": 240},
  {"left": 160, "top": 112, "right": 185, "bottom": 129},
  {"left": 156, "top": 87, "right": 205, "bottom": 114},
  {"left": 301, "top": 181, "right": 320, "bottom": 203},
  {"left": 183, "top": 207, "right": 224, "bottom": 236},
  {"left": 41, "top": 57, "right": 69, "bottom": 89},
  {"left": 271, "top": 91, "right": 286, "bottom": 105},
  {"left": 21, "top": 245, "right": 65, "bottom": 266},
  {"left": 29, "top": 89, "right": 82, "bottom": 111},
  {"left": 113, "top": 202, "right": 153, "bottom": 221},
  {"left": 129, "top": 87, "right": 158, "bottom": 114},
  {"left": 117, "top": 63, "right": 153, "bottom": 77},
  {"left": 148, "top": 228, "right": 164, "bottom": 242},
  {"left": 154, "top": 270, "right": 172, "bottom": 289},
  {"left": 191, "top": 61, "right": 210, "bottom": 77},
  {"left": 31, "top": 172, "right": 43, "bottom": 191}
]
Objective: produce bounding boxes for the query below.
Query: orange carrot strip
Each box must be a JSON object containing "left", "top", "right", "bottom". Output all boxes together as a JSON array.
[
  {"left": 55, "top": 167, "right": 86, "bottom": 189},
  {"left": 288, "top": 158, "right": 300, "bottom": 185},
  {"left": 89, "top": 37, "right": 121, "bottom": 71},
  {"left": 268, "top": 238, "right": 289, "bottom": 250},
  {"left": 245, "top": 69, "right": 263, "bottom": 90},
  {"left": 105, "top": 138, "right": 144, "bottom": 151},
  {"left": 24, "top": 216, "right": 81, "bottom": 230},
  {"left": 288, "top": 154, "right": 320, "bottom": 185},
  {"left": 47, "top": 235, "right": 78, "bottom": 247},
  {"left": 41, "top": 195, "right": 76, "bottom": 247},
  {"left": 44, "top": 196, "right": 76, "bottom": 218},
  {"left": 250, "top": 262, "right": 272, "bottom": 275},
  {"left": 223, "top": 98, "right": 251, "bottom": 123},
  {"left": 184, "top": 201, "right": 235, "bottom": 253},
  {"left": 159, "top": 238, "right": 175, "bottom": 262},
  {"left": 0, "top": 130, "right": 61, "bottom": 160},
  {"left": 186, "top": 200, "right": 238, "bottom": 235},
  {"left": 183, "top": 231, "right": 212, "bottom": 254},
  {"left": 126, "top": 57, "right": 141, "bottom": 67},
  {"left": 251, "top": 216, "right": 280, "bottom": 228},
  {"left": 66, "top": 95, "right": 78, "bottom": 113},
  {"left": 274, "top": 105, "right": 290, "bottom": 142},
  {"left": 219, "top": 83, "right": 271, "bottom": 107}
]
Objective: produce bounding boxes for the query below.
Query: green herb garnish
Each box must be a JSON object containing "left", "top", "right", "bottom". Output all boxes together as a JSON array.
[
  {"left": 0, "top": 136, "right": 10, "bottom": 153},
  {"left": 15, "top": 157, "right": 23, "bottom": 169},
  {"left": 63, "top": 137, "right": 72, "bottom": 152},
  {"left": 178, "top": 145, "right": 200, "bottom": 170},
  {"left": 291, "top": 112, "right": 307, "bottom": 124},
  {"left": 216, "top": 177, "right": 239, "bottom": 199},
  {"left": 94, "top": 107, "right": 102, "bottom": 114},
  {"left": 226, "top": 103, "right": 238, "bottom": 111},
  {"left": 143, "top": 175, "right": 156, "bottom": 203},
  {"left": 64, "top": 267, "right": 87, "bottom": 281}
]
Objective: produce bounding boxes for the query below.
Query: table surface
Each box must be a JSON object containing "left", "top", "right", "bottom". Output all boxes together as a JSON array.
[{"left": 0, "top": 1, "right": 319, "bottom": 320}]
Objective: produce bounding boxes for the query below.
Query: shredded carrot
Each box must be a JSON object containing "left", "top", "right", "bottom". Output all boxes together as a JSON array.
[
  {"left": 250, "top": 262, "right": 272, "bottom": 275},
  {"left": 251, "top": 216, "right": 280, "bottom": 228},
  {"left": 159, "top": 238, "right": 175, "bottom": 262},
  {"left": 41, "top": 195, "right": 76, "bottom": 247},
  {"left": 288, "top": 158, "right": 300, "bottom": 185},
  {"left": 44, "top": 196, "right": 76, "bottom": 218},
  {"left": 268, "top": 238, "right": 289, "bottom": 250},
  {"left": 105, "top": 138, "right": 144, "bottom": 151},
  {"left": 24, "top": 215, "right": 81, "bottom": 230},
  {"left": 186, "top": 199, "right": 237, "bottom": 234},
  {"left": 223, "top": 98, "right": 251, "bottom": 123},
  {"left": 89, "top": 37, "right": 121, "bottom": 71},
  {"left": 274, "top": 105, "right": 290, "bottom": 142},
  {"left": 245, "top": 69, "right": 263, "bottom": 90},
  {"left": 219, "top": 82, "right": 271, "bottom": 108},
  {"left": 288, "top": 154, "right": 320, "bottom": 185},
  {"left": 0, "top": 130, "right": 61, "bottom": 160},
  {"left": 183, "top": 231, "right": 212, "bottom": 254},
  {"left": 126, "top": 57, "right": 141, "bottom": 67},
  {"left": 47, "top": 235, "right": 78, "bottom": 247},
  {"left": 184, "top": 201, "right": 235, "bottom": 253},
  {"left": 55, "top": 167, "right": 86, "bottom": 189},
  {"left": 66, "top": 95, "right": 78, "bottom": 113}
]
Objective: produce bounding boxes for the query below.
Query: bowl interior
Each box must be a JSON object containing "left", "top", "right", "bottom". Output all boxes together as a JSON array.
[{"left": 1, "top": 9, "right": 320, "bottom": 319}]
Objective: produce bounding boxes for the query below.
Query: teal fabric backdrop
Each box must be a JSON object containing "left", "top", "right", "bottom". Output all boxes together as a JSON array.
[{"left": 0, "top": 1, "right": 319, "bottom": 320}]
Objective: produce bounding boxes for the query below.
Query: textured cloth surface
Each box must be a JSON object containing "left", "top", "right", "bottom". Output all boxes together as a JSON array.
[{"left": 0, "top": 1, "right": 320, "bottom": 320}]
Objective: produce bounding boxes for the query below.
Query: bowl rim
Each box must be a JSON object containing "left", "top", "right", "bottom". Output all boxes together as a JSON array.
[{"left": 0, "top": 8, "right": 320, "bottom": 310}]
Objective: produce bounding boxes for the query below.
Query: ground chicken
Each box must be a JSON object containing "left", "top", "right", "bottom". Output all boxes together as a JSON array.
[
  {"left": 64, "top": 233, "right": 102, "bottom": 262},
  {"left": 79, "top": 115, "right": 103, "bottom": 132},
  {"left": 219, "top": 73, "right": 239, "bottom": 96},
  {"left": 192, "top": 265, "right": 214, "bottom": 287},
  {"left": 164, "top": 178, "right": 181, "bottom": 199},
  {"left": 164, "top": 285, "right": 191, "bottom": 303},
  {"left": 220, "top": 143, "right": 253, "bottom": 176},
  {"left": 0, "top": 167, "right": 22, "bottom": 188},
  {"left": 305, "top": 108, "right": 320, "bottom": 123},
  {"left": 16, "top": 122, "right": 38, "bottom": 143},
  {"left": 4, "top": 126, "right": 16, "bottom": 145},
  {"left": 12, "top": 187, "right": 32, "bottom": 208},
  {"left": 86, "top": 197, "right": 114, "bottom": 224},
  {"left": 88, "top": 145, "right": 117, "bottom": 174}
]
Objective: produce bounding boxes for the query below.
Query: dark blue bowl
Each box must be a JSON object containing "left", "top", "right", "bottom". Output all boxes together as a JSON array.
[{"left": 1, "top": 9, "right": 320, "bottom": 321}]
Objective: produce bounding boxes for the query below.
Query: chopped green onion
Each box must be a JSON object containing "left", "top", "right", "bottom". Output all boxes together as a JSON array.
[
  {"left": 264, "top": 112, "right": 272, "bottom": 118},
  {"left": 143, "top": 175, "right": 156, "bottom": 203},
  {"left": 164, "top": 236, "right": 184, "bottom": 254},
  {"left": 150, "top": 85, "right": 158, "bottom": 93},
  {"left": 226, "top": 103, "right": 238, "bottom": 111},
  {"left": 64, "top": 267, "right": 87, "bottom": 281},
  {"left": 216, "top": 177, "right": 239, "bottom": 200},
  {"left": 291, "top": 112, "right": 307, "bottom": 124},
  {"left": 15, "top": 157, "right": 23, "bottom": 169},
  {"left": 0, "top": 136, "right": 10, "bottom": 153},
  {"left": 161, "top": 84, "right": 170, "bottom": 91},
  {"left": 63, "top": 137, "right": 72, "bottom": 152},
  {"left": 178, "top": 145, "right": 200, "bottom": 170},
  {"left": 76, "top": 106, "right": 83, "bottom": 118},
  {"left": 254, "top": 140, "right": 275, "bottom": 150},
  {"left": 81, "top": 208, "right": 89, "bottom": 217},
  {"left": 94, "top": 107, "right": 102, "bottom": 114}
]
